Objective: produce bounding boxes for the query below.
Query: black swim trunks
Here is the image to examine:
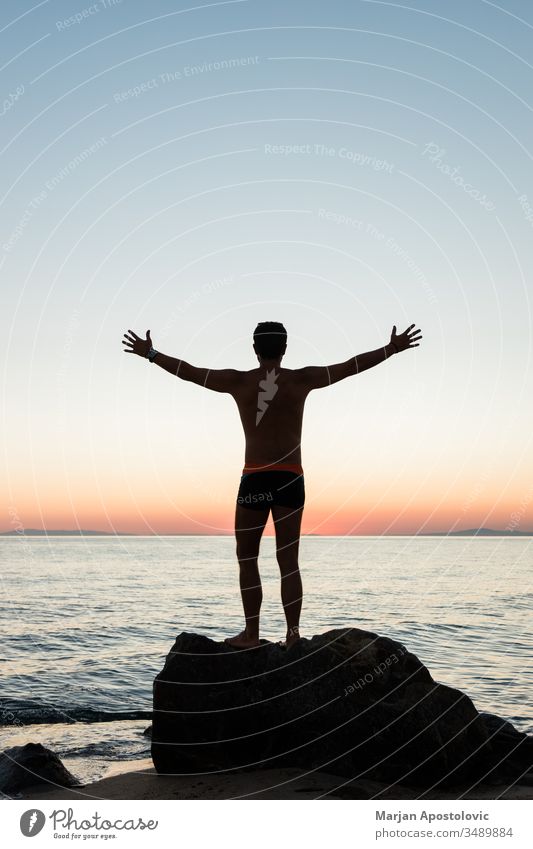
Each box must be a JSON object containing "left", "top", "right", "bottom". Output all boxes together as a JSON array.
[{"left": 237, "top": 469, "right": 305, "bottom": 510}]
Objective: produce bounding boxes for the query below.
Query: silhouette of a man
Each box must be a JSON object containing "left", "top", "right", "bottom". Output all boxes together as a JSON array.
[{"left": 122, "top": 321, "right": 422, "bottom": 648}]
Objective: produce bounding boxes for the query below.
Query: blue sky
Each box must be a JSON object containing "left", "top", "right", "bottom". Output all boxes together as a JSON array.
[{"left": 1, "top": 0, "right": 532, "bottom": 534}]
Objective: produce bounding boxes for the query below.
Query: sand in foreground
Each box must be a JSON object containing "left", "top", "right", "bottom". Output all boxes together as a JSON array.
[{"left": 18, "top": 760, "right": 533, "bottom": 800}]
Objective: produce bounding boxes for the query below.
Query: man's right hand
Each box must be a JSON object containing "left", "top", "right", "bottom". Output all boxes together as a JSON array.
[
  {"left": 122, "top": 329, "right": 153, "bottom": 358},
  {"left": 390, "top": 323, "right": 422, "bottom": 353}
]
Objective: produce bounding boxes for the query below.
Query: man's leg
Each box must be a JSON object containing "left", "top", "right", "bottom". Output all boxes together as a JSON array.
[
  {"left": 272, "top": 504, "right": 304, "bottom": 647},
  {"left": 225, "top": 503, "right": 270, "bottom": 648}
]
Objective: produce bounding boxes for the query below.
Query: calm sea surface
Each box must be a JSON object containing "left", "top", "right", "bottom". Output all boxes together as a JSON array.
[{"left": 1, "top": 535, "right": 531, "bottom": 784}]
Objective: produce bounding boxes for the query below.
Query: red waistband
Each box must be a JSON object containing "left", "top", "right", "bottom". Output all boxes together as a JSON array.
[{"left": 243, "top": 462, "right": 303, "bottom": 475}]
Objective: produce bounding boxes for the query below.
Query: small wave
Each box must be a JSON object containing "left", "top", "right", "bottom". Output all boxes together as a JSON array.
[{"left": 0, "top": 698, "right": 151, "bottom": 726}]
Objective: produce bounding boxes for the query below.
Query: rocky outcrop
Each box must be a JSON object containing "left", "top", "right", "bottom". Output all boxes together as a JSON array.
[
  {"left": 478, "top": 712, "right": 533, "bottom": 784},
  {"left": 152, "top": 628, "right": 533, "bottom": 788},
  {"left": 0, "top": 743, "right": 79, "bottom": 794}
]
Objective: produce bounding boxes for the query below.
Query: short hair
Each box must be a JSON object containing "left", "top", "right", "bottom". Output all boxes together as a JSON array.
[{"left": 253, "top": 321, "right": 287, "bottom": 359}]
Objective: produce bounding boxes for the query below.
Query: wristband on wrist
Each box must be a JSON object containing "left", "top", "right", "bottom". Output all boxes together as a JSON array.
[{"left": 146, "top": 347, "right": 159, "bottom": 362}]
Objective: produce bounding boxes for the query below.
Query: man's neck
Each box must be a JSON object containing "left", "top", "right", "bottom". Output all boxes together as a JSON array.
[{"left": 258, "top": 359, "right": 282, "bottom": 369}]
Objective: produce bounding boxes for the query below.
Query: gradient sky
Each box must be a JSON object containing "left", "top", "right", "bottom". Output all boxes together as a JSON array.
[{"left": 1, "top": 0, "right": 533, "bottom": 535}]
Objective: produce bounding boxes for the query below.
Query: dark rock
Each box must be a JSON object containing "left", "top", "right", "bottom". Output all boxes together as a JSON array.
[
  {"left": 478, "top": 712, "right": 533, "bottom": 782},
  {"left": 151, "top": 628, "right": 529, "bottom": 788},
  {"left": 143, "top": 725, "right": 152, "bottom": 737},
  {"left": 0, "top": 743, "right": 79, "bottom": 794}
]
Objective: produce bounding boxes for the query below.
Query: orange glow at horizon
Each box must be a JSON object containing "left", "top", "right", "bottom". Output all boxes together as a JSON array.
[{"left": 4, "top": 489, "right": 532, "bottom": 536}]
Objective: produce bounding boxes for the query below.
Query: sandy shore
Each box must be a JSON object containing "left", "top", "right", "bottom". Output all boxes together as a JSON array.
[{"left": 18, "top": 759, "right": 533, "bottom": 800}]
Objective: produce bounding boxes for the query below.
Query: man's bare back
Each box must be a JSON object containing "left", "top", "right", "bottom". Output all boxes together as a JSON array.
[
  {"left": 122, "top": 320, "right": 422, "bottom": 649},
  {"left": 232, "top": 366, "right": 307, "bottom": 467}
]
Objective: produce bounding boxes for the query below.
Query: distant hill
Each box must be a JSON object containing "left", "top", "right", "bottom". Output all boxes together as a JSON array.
[
  {"left": 1, "top": 527, "right": 531, "bottom": 537},
  {"left": 0, "top": 529, "right": 131, "bottom": 536},
  {"left": 420, "top": 528, "right": 533, "bottom": 537},
  {"left": 0, "top": 529, "right": 228, "bottom": 536}
]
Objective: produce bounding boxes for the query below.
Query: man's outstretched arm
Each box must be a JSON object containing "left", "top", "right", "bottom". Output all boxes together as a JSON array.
[
  {"left": 122, "top": 328, "right": 241, "bottom": 393},
  {"left": 300, "top": 323, "right": 422, "bottom": 390}
]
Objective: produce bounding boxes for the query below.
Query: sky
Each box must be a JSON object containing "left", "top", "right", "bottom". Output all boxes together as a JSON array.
[{"left": 1, "top": 0, "right": 533, "bottom": 536}]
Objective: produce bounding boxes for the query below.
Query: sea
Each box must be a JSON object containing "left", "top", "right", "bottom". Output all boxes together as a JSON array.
[{"left": 1, "top": 535, "right": 531, "bottom": 786}]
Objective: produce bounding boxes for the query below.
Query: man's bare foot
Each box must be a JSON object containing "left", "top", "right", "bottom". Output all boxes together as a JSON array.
[
  {"left": 279, "top": 628, "right": 301, "bottom": 649},
  {"left": 224, "top": 630, "right": 260, "bottom": 648}
]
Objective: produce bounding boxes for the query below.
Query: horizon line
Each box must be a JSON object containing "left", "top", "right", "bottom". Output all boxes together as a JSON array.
[{"left": 2, "top": 528, "right": 532, "bottom": 537}]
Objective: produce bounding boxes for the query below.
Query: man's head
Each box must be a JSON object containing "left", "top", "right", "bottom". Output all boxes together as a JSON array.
[{"left": 253, "top": 321, "right": 287, "bottom": 363}]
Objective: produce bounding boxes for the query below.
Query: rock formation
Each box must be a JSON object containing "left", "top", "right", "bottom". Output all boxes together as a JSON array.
[
  {"left": 152, "top": 628, "right": 533, "bottom": 788},
  {"left": 0, "top": 742, "right": 79, "bottom": 794}
]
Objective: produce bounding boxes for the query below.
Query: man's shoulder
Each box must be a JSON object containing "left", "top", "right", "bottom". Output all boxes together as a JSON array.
[{"left": 240, "top": 366, "right": 308, "bottom": 381}]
